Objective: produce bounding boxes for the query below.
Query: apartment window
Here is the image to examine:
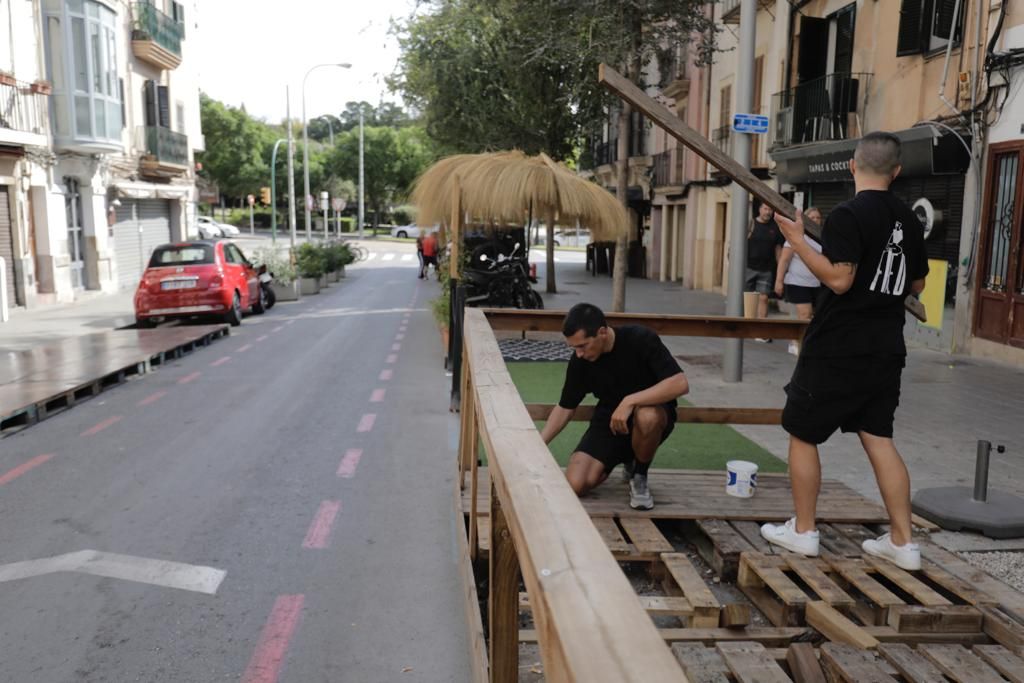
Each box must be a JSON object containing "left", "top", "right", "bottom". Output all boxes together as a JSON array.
[
  {"left": 171, "top": 1, "right": 185, "bottom": 25},
  {"left": 176, "top": 102, "right": 185, "bottom": 134},
  {"left": 897, "top": 0, "right": 964, "bottom": 56},
  {"left": 42, "top": 0, "right": 123, "bottom": 147},
  {"left": 144, "top": 80, "right": 170, "bottom": 128}
]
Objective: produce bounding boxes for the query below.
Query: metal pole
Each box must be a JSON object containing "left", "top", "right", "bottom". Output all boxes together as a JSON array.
[
  {"left": 974, "top": 440, "right": 992, "bottom": 503},
  {"left": 358, "top": 106, "right": 365, "bottom": 239},
  {"left": 302, "top": 73, "right": 311, "bottom": 242},
  {"left": 249, "top": 203, "right": 254, "bottom": 235},
  {"left": 327, "top": 118, "right": 334, "bottom": 147},
  {"left": 723, "top": 0, "right": 757, "bottom": 383},
  {"left": 271, "top": 138, "right": 285, "bottom": 245},
  {"left": 286, "top": 87, "right": 297, "bottom": 255}
]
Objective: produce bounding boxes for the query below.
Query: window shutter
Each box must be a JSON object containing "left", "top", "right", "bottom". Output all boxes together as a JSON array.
[
  {"left": 157, "top": 85, "right": 171, "bottom": 128},
  {"left": 897, "top": 0, "right": 926, "bottom": 56},
  {"left": 144, "top": 80, "right": 158, "bottom": 127},
  {"left": 933, "top": 0, "right": 962, "bottom": 43}
]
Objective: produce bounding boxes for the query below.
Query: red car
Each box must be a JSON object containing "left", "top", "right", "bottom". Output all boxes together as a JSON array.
[{"left": 134, "top": 240, "right": 266, "bottom": 327}]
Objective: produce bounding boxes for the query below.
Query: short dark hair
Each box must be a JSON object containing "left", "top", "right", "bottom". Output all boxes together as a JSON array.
[
  {"left": 563, "top": 303, "right": 606, "bottom": 337},
  {"left": 855, "top": 131, "right": 902, "bottom": 175}
]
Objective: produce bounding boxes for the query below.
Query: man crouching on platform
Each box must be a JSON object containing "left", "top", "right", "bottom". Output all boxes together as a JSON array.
[{"left": 541, "top": 303, "right": 689, "bottom": 510}]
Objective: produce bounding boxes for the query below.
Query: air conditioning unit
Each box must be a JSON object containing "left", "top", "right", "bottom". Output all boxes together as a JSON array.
[{"left": 775, "top": 107, "right": 793, "bottom": 145}]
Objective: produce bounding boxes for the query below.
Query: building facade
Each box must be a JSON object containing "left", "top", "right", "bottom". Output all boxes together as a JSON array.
[{"left": 1, "top": 0, "right": 202, "bottom": 310}]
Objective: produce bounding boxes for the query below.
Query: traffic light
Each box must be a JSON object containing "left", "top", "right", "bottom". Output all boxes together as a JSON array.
[{"left": 259, "top": 186, "right": 271, "bottom": 205}]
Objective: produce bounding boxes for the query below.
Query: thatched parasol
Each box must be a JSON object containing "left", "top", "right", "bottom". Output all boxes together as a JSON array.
[{"left": 412, "top": 150, "right": 626, "bottom": 241}]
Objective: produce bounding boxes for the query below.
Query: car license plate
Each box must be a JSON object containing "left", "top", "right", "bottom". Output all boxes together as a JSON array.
[{"left": 161, "top": 279, "right": 196, "bottom": 290}]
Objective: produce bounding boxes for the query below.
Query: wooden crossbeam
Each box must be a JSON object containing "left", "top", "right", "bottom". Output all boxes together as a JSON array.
[{"left": 597, "top": 63, "right": 927, "bottom": 322}]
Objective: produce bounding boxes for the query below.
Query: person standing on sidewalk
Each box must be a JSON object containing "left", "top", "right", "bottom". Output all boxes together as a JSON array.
[
  {"left": 775, "top": 206, "right": 824, "bottom": 356},
  {"left": 760, "top": 132, "right": 929, "bottom": 570},
  {"left": 421, "top": 231, "right": 439, "bottom": 279},
  {"left": 541, "top": 303, "right": 689, "bottom": 510},
  {"left": 745, "top": 201, "right": 785, "bottom": 342},
  {"left": 416, "top": 233, "right": 426, "bottom": 279}
]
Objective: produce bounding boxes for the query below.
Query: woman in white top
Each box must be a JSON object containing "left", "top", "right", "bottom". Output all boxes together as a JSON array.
[{"left": 774, "top": 206, "right": 824, "bottom": 356}]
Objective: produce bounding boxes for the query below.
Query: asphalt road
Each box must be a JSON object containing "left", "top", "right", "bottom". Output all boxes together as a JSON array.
[{"left": 0, "top": 241, "right": 470, "bottom": 682}]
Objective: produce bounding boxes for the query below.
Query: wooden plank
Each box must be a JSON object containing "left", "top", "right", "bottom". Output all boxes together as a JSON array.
[
  {"left": 524, "top": 403, "right": 784, "bottom": 424},
  {"left": 730, "top": 520, "right": 776, "bottom": 554},
  {"left": 921, "top": 542, "right": 1024, "bottom": 619},
  {"left": 830, "top": 524, "right": 878, "bottom": 544},
  {"left": 670, "top": 643, "right": 731, "bottom": 683},
  {"left": 886, "top": 605, "right": 984, "bottom": 634},
  {"left": 877, "top": 643, "right": 949, "bottom": 683},
  {"left": 453, "top": 477, "right": 489, "bottom": 683},
  {"left": 829, "top": 558, "right": 906, "bottom": 610},
  {"left": 488, "top": 489, "right": 519, "bottom": 683},
  {"left": 788, "top": 556, "right": 855, "bottom": 606},
  {"left": 662, "top": 552, "right": 720, "bottom": 627},
  {"left": 863, "top": 626, "right": 992, "bottom": 645},
  {"left": 618, "top": 517, "right": 674, "bottom": 554},
  {"left": 520, "top": 593, "right": 695, "bottom": 619},
  {"left": 805, "top": 601, "right": 880, "bottom": 650},
  {"left": 719, "top": 603, "right": 751, "bottom": 628},
  {"left": 982, "top": 606, "right": 1024, "bottom": 653},
  {"left": 786, "top": 642, "right": 827, "bottom": 683},
  {"left": 593, "top": 517, "right": 631, "bottom": 554},
  {"left": 692, "top": 520, "right": 754, "bottom": 580},
  {"left": 519, "top": 627, "right": 811, "bottom": 646},
  {"left": 594, "top": 63, "right": 926, "bottom": 323},
  {"left": 974, "top": 644, "right": 1024, "bottom": 683},
  {"left": 817, "top": 524, "right": 865, "bottom": 557},
  {"left": 918, "top": 643, "right": 1008, "bottom": 683},
  {"left": 737, "top": 553, "right": 791, "bottom": 627},
  {"left": 919, "top": 559, "right": 999, "bottom": 606},
  {"left": 716, "top": 641, "right": 791, "bottom": 683},
  {"left": 864, "top": 556, "right": 952, "bottom": 607},
  {"left": 818, "top": 643, "right": 893, "bottom": 683}
]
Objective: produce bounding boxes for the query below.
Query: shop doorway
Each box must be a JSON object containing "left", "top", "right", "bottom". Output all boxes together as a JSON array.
[
  {"left": 975, "top": 142, "right": 1024, "bottom": 347},
  {"left": 64, "top": 178, "right": 85, "bottom": 290}
]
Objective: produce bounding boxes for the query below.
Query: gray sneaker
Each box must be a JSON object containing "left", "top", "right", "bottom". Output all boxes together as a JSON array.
[
  {"left": 620, "top": 459, "right": 635, "bottom": 483},
  {"left": 629, "top": 474, "right": 654, "bottom": 510}
]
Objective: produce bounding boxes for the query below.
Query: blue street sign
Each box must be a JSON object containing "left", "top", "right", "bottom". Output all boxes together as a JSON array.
[{"left": 732, "top": 113, "right": 769, "bottom": 135}]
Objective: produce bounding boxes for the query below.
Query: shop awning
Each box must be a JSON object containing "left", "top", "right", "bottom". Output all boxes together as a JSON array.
[
  {"left": 771, "top": 125, "right": 971, "bottom": 185},
  {"left": 112, "top": 181, "right": 194, "bottom": 200}
]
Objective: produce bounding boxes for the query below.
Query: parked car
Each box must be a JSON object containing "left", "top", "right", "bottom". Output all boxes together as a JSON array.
[
  {"left": 535, "top": 228, "right": 592, "bottom": 247},
  {"left": 196, "top": 215, "right": 241, "bottom": 238},
  {"left": 390, "top": 224, "right": 421, "bottom": 239},
  {"left": 134, "top": 240, "right": 266, "bottom": 327}
]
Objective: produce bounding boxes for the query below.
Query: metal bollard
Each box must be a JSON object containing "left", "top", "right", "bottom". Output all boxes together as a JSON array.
[{"left": 973, "top": 440, "right": 991, "bottom": 502}]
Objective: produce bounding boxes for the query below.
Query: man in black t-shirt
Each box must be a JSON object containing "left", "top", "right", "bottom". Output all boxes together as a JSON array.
[
  {"left": 541, "top": 303, "right": 689, "bottom": 510},
  {"left": 760, "top": 132, "right": 929, "bottom": 571},
  {"left": 745, "top": 202, "right": 785, "bottom": 333}
]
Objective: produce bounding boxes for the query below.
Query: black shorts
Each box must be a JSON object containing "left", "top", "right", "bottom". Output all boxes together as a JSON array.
[
  {"left": 574, "top": 404, "right": 676, "bottom": 472},
  {"left": 782, "top": 355, "right": 904, "bottom": 445},
  {"left": 785, "top": 284, "right": 820, "bottom": 305},
  {"left": 423, "top": 255, "right": 438, "bottom": 267}
]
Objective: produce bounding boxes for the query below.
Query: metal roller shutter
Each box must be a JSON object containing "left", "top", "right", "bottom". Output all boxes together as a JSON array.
[
  {"left": 0, "top": 191, "right": 16, "bottom": 305},
  {"left": 113, "top": 199, "right": 171, "bottom": 288}
]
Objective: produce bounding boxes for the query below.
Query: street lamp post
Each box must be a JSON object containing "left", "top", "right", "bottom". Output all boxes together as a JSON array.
[
  {"left": 358, "top": 104, "right": 365, "bottom": 239},
  {"left": 286, "top": 87, "right": 297, "bottom": 255},
  {"left": 302, "top": 62, "right": 351, "bottom": 241},
  {"left": 315, "top": 115, "right": 335, "bottom": 146},
  {"left": 270, "top": 138, "right": 286, "bottom": 245}
]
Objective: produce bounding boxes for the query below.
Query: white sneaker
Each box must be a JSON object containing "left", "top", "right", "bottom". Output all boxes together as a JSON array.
[
  {"left": 862, "top": 533, "right": 921, "bottom": 571},
  {"left": 629, "top": 474, "right": 654, "bottom": 510},
  {"left": 787, "top": 341, "right": 800, "bottom": 356},
  {"left": 754, "top": 338, "right": 772, "bottom": 344},
  {"left": 760, "top": 518, "right": 820, "bottom": 556}
]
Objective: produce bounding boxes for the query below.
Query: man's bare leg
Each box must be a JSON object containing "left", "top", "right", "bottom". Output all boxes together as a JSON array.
[
  {"left": 789, "top": 435, "right": 821, "bottom": 533},
  {"left": 566, "top": 451, "right": 608, "bottom": 496},
  {"left": 858, "top": 432, "right": 913, "bottom": 546},
  {"left": 757, "top": 293, "right": 769, "bottom": 319},
  {"left": 631, "top": 406, "right": 668, "bottom": 466}
]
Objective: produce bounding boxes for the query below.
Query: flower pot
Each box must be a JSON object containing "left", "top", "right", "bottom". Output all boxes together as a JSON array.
[
  {"left": 440, "top": 324, "right": 450, "bottom": 354},
  {"left": 271, "top": 280, "right": 300, "bottom": 301},
  {"left": 328, "top": 270, "right": 340, "bottom": 283},
  {"left": 319, "top": 274, "right": 329, "bottom": 288},
  {"left": 338, "top": 265, "right": 346, "bottom": 279},
  {"left": 299, "top": 277, "right": 321, "bottom": 295}
]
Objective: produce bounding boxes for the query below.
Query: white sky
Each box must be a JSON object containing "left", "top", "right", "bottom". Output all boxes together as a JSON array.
[{"left": 193, "top": 0, "right": 420, "bottom": 125}]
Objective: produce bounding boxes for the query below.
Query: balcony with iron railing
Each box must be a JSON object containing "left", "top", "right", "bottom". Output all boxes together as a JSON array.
[
  {"left": 652, "top": 150, "right": 673, "bottom": 187},
  {"left": 713, "top": 125, "right": 732, "bottom": 157},
  {"left": 0, "top": 76, "right": 50, "bottom": 146},
  {"left": 138, "top": 125, "right": 189, "bottom": 175},
  {"left": 131, "top": 2, "right": 185, "bottom": 70},
  {"left": 720, "top": 0, "right": 772, "bottom": 23},
  {"left": 770, "top": 72, "right": 872, "bottom": 150}
]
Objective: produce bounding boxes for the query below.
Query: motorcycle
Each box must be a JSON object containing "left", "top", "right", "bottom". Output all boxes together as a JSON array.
[
  {"left": 257, "top": 265, "right": 276, "bottom": 310},
  {"left": 463, "top": 242, "right": 543, "bottom": 309}
]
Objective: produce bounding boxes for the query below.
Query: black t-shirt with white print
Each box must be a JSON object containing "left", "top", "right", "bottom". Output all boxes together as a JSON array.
[
  {"left": 801, "top": 190, "right": 929, "bottom": 358},
  {"left": 558, "top": 325, "right": 684, "bottom": 422}
]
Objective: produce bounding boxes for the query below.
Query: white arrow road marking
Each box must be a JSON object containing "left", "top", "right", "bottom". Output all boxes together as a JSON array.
[{"left": 0, "top": 550, "right": 226, "bottom": 595}]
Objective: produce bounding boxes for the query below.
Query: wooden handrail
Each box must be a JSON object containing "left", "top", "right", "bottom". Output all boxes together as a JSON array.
[
  {"left": 462, "top": 308, "right": 685, "bottom": 682},
  {"left": 525, "top": 403, "right": 782, "bottom": 425},
  {"left": 482, "top": 308, "right": 807, "bottom": 340}
]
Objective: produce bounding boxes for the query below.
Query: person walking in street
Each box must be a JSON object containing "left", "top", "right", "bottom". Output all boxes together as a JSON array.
[
  {"left": 746, "top": 201, "right": 785, "bottom": 342},
  {"left": 421, "top": 231, "right": 439, "bottom": 279},
  {"left": 775, "top": 206, "right": 824, "bottom": 356},
  {"left": 416, "top": 233, "right": 426, "bottom": 279},
  {"left": 541, "top": 303, "right": 689, "bottom": 510},
  {"left": 760, "top": 132, "right": 929, "bottom": 570}
]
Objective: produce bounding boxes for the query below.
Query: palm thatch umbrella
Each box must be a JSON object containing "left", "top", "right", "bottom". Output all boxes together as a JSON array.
[{"left": 411, "top": 150, "right": 627, "bottom": 294}]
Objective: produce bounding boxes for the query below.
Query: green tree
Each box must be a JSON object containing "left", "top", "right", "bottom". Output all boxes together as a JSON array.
[{"left": 197, "top": 94, "right": 277, "bottom": 205}]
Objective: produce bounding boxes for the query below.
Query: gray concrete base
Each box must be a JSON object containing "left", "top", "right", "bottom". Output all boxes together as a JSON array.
[{"left": 913, "top": 486, "right": 1024, "bottom": 539}]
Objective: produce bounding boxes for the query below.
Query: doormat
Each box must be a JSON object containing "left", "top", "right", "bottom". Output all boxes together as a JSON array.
[{"left": 498, "top": 339, "right": 571, "bottom": 362}]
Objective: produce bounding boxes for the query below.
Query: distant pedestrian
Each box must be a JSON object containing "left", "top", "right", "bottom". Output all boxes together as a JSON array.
[
  {"left": 745, "top": 201, "right": 785, "bottom": 342},
  {"left": 760, "top": 132, "right": 929, "bottom": 571},
  {"left": 775, "top": 206, "right": 824, "bottom": 356},
  {"left": 416, "top": 233, "right": 425, "bottom": 279},
  {"left": 421, "top": 231, "right": 439, "bottom": 278}
]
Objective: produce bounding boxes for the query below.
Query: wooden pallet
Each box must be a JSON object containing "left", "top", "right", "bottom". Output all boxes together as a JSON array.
[{"left": 475, "top": 513, "right": 675, "bottom": 561}]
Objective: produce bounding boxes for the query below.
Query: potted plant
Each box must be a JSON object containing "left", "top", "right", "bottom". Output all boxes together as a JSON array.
[
  {"left": 30, "top": 80, "right": 52, "bottom": 95},
  {"left": 431, "top": 291, "right": 450, "bottom": 352},
  {"left": 332, "top": 242, "right": 354, "bottom": 278},
  {"left": 295, "top": 242, "right": 325, "bottom": 295},
  {"left": 252, "top": 246, "right": 300, "bottom": 302},
  {"left": 323, "top": 242, "right": 341, "bottom": 283}
]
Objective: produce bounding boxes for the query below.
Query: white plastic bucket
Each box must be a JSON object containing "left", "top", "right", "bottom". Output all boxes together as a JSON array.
[{"left": 726, "top": 460, "right": 759, "bottom": 498}]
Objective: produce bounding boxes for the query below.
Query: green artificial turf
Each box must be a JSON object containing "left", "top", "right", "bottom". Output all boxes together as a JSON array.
[{"left": 502, "top": 361, "right": 786, "bottom": 473}]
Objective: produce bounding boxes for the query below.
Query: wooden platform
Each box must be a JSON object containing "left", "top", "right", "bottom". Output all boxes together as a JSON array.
[
  {"left": 462, "top": 467, "right": 890, "bottom": 523},
  {"left": 0, "top": 325, "right": 229, "bottom": 434}
]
